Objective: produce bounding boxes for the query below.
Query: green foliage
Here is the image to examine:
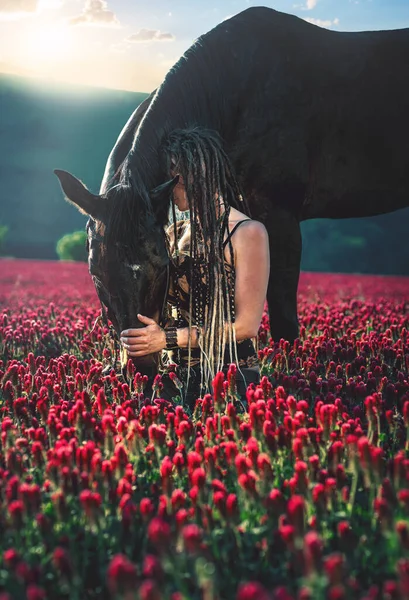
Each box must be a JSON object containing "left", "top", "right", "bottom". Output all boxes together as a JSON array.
[
  {"left": 56, "top": 230, "right": 88, "bottom": 262},
  {"left": 0, "top": 224, "right": 8, "bottom": 255}
]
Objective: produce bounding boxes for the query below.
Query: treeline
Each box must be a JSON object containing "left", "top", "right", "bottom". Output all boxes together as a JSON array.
[{"left": 301, "top": 211, "right": 409, "bottom": 275}]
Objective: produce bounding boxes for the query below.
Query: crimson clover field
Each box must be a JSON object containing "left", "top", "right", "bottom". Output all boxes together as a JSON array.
[{"left": 1, "top": 259, "right": 409, "bottom": 600}]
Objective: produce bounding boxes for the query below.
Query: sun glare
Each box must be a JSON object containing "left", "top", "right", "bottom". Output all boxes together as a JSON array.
[{"left": 19, "top": 24, "right": 73, "bottom": 65}]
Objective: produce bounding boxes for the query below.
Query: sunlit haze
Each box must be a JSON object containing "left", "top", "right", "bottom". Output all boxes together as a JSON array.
[
  {"left": 18, "top": 22, "right": 73, "bottom": 64},
  {"left": 1, "top": 0, "right": 408, "bottom": 92}
]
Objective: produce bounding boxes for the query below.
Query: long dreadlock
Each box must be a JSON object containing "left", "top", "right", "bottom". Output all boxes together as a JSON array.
[{"left": 161, "top": 126, "right": 251, "bottom": 393}]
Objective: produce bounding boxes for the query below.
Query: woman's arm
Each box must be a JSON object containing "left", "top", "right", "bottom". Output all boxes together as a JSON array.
[
  {"left": 229, "top": 220, "right": 270, "bottom": 340},
  {"left": 177, "top": 221, "right": 269, "bottom": 343}
]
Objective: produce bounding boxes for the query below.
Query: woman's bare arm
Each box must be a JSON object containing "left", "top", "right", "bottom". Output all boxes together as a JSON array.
[
  {"left": 176, "top": 220, "right": 270, "bottom": 345},
  {"left": 229, "top": 220, "right": 270, "bottom": 340}
]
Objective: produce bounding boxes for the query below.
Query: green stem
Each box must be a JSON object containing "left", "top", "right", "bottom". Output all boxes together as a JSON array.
[{"left": 348, "top": 468, "right": 359, "bottom": 518}]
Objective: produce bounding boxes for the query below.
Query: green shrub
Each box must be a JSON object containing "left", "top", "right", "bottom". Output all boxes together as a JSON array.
[
  {"left": 56, "top": 230, "right": 88, "bottom": 262},
  {"left": 0, "top": 224, "right": 8, "bottom": 255}
]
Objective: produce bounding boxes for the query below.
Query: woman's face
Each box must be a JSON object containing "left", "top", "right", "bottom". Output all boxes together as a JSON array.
[
  {"left": 170, "top": 157, "right": 189, "bottom": 212},
  {"left": 172, "top": 175, "right": 189, "bottom": 212}
]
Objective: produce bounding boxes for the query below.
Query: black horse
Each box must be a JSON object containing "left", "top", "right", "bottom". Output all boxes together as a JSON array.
[{"left": 55, "top": 6, "right": 409, "bottom": 371}]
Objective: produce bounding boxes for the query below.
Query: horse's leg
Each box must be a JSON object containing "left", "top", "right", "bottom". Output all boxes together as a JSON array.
[{"left": 263, "top": 208, "right": 301, "bottom": 343}]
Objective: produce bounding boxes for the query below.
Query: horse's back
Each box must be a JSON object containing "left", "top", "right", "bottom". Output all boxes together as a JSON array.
[{"left": 214, "top": 8, "right": 409, "bottom": 220}]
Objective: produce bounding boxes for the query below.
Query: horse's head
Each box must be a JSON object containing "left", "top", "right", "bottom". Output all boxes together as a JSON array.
[{"left": 54, "top": 169, "right": 178, "bottom": 368}]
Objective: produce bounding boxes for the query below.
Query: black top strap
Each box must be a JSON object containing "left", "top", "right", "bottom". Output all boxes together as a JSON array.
[{"left": 222, "top": 219, "right": 251, "bottom": 248}]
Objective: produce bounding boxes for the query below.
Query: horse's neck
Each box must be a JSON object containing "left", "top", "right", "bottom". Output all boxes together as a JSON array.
[{"left": 130, "top": 34, "right": 241, "bottom": 172}]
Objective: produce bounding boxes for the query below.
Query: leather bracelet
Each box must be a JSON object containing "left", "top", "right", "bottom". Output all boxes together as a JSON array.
[{"left": 165, "top": 327, "right": 178, "bottom": 350}]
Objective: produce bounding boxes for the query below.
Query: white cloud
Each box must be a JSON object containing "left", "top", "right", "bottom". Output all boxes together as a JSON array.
[
  {"left": 294, "top": 0, "right": 319, "bottom": 10},
  {"left": 0, "top": 0, "right": 38, "bottom": 18},
  {"left": 127, "top": 29, "right": 175, "bottom": 43},
  {"left": 304, "top": 17, "right": 340, "bottom": 28},
  {"left": 0, "top": 0, "right": 63, "bottom": 17},
  {"left": 0, "top": 0, "right": 37, "bottom": 11},
  {"left": 69, "top": 0, "right": 119, "bottom": 27},
  {"left": 0, "top": 1, "right": 64, "bottom": 20}
]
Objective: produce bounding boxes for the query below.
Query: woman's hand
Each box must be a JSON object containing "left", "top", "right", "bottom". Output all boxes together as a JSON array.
[{"left": 120, "top": 314, "right": 166, "bottom": 357}]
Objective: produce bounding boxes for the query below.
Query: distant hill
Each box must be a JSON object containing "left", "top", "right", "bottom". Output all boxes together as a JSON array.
[
  {"left": 0, "top": 73, "right": 408, "bottom": 274},
  {"left": 0, "top": 73, "right": 148, "bottom": 258}
]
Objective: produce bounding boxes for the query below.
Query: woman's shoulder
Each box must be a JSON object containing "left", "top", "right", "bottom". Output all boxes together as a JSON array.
[
  {"left": 228, "top": 207, "right": 249, "bottom": 223},
  {"left": 227, "top": 209, "right": 267, "bottom": 239},
  {"left": 234, "top": 220, "right": 269, "bottom": 247}
]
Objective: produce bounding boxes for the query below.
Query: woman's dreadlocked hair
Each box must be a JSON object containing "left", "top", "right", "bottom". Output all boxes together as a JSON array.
[{"left": 161, "top": 126, "right": 251, "bottom": 392}]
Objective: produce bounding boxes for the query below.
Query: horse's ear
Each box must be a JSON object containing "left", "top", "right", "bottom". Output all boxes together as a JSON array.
[
  {"left": 149, "top": 175, "right": 179, "bottom": 221},
  {"left": 54, "top": 169, "right": 107, "bottom": 221}
]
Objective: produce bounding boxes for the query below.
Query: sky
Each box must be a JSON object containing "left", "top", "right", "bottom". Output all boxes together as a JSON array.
[{"left": 0, "top": 0, "right": 408, "bottom": 92}]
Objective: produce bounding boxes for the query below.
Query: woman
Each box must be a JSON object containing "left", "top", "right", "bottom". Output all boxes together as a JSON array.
[{"left": 120, "top": 127, "right": 269, "bottom": 409}]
